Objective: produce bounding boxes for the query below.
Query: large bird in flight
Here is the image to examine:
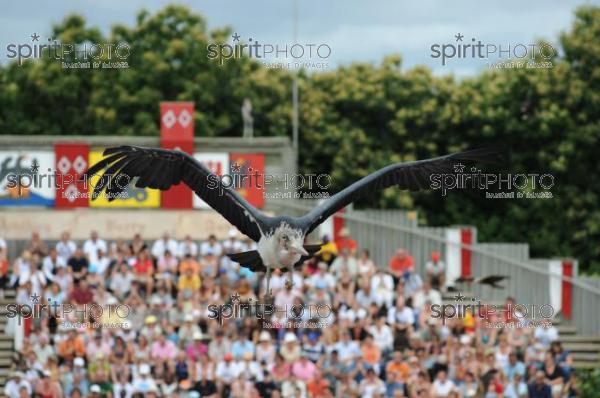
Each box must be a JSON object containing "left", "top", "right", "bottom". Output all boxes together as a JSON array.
[{"left": 85, "top": 146, "right": 498, "bottom": 296}]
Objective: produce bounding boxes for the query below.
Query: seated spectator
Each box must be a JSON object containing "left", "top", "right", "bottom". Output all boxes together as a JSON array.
[
  {"left": 200, "top": 234, "right": 222, "bottom": 258},
  {"left": 357, "top": 249, "right": 376, "bottom": 277},
  {"left": 369, "top": 315, "right": 393, "bottom": 354},
  {"left": 231, "top": 331, "right": 255, "bottom": 360},
  {"left": 129, "top": 233, "right": 147, "bottom": 256},
  {"left": 83, "top": 231, "right": 107, "bottom": 265},
  {"left": 151, "top": 232, "right": 179, "bottom": 260},
  {"left": 151, "top": 332, "right": 177, "bottom": 364},
  {"left": 131, "top": 363, "right": 158, "bottom": 394},
  {"left": 109, "top": 262, "right": 134, "bottom": 299},
  {"left": 280, "top": 332, "right": 301, "bottom": 363},
  {"left": 504, "top": 372, "right": 527, "bottom": 398},
  {"left": 330, "top": 247, "right": 359, "bottom": 279},
  {"left": 335, "top": 228, "right": 358, "bottom": 256},
  {"left": 56, "top": 231, "right": 77, "bottom": 264},
  {"left": 292, "top": 354, "right": 317, "bottom": 382},
  {"left": 215, "top": 353, "right": 239, "bottom": 397},
  {"left": 388, "top": 248, "right": 414, "bottom": 282},
  {"left": 315, "top": 235, "right": 338, "bottom": 265},
  {"left": 361, "top": 334, "right": 382, "bottom": 374},
  {"left": 333, "top": 330, "right": 361, "bottom": 362},
  {"left": 156, "top": 250, "right": 178, "bottom": 290},
  {"left": 4, "top": 372, "right": 32, "bottom": 398},
  {"left": 132, "top": 249, "right": 154, "bottom": 294},
  {"left": 42, "top": 247, "right": 66, "bottom": 282},
  {"left": 178, "top": 267, "right": 201, "bottom": 302},
  {"left": 370, "top": 267, "right": 395, "bottom": 308},
  {"left": 69, "top": 279, "right": 93, "bottom": 305},
  {"left": 385, "top": 351, "right": 409, "bottom": 391},
  {"left": 542, "top": 353, "right": 566, "bottom": 397},
  {"left": 430, "top": 370, "right": 456, "bottom": 397},
  {"left": 28, "top": 232, "right": 49, "bottom": 257},
  {"left": 307, "top": 261, "right": 336, "bottom": 291},
  {"left": 67, "top": 248, "right": 89, "bottom": 282},
  {"left": 425, "top": 251, "right": 445, "bottom": 290},
  {"left": 179, "top": 235, "right": 199, "bottom": 258},
  {"left": 535, "top": 324, "right": 559, "bottom": 349},
  {"left": 58, "top": 331, "right": 86, "bottom": 362},
  {"left": 528, "top": 370, "right": 552, "bottom": 398},
  {"left": 413, "top": 280, "right": 442, "bottom": 311},
  {"left": 504, "top": 352, "right": 525, "bottom": 382},
  {"left": 358, "top": 368, "right": 385, "bottom": 398}
]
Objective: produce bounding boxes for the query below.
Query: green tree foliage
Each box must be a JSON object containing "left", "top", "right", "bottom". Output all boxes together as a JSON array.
[{"left": 0, "top": 5, "right": 598, "bottom": 271}]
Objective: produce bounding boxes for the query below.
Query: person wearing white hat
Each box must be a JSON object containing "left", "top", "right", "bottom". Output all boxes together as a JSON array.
[
  {"left": 178, "top": 313, "right": 201, "bottom": 346},
  {"left": 89, "top": 384, "right": 102, "bottom": 396},
  {"left": 280, "top": 332, "right": 301, "bottom": 363},
  {"left": 62, "top": 357, "right": 87, "bottom": 397},
  {"left": 132, "top": 363, "right": 158, "bottom": 394},
  {"left": 3, "top": 371, "right": 31, "bottom": 398},
  {"left": 256, "top": 331, "right": 276, "bottom": 366}
]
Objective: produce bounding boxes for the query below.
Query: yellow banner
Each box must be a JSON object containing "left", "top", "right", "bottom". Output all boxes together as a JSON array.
[{"left": 88, "top": 151, "right": 160, "bottom": 208}]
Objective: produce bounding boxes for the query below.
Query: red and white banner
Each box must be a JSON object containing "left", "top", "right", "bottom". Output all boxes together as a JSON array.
[
  {"left": 229, "top": 153, "right": 265, "bottom": 209},
  {"left": 54, "top": 143, "right": 89, "bottom": 208},
  {"left": 160, "top": 102, "right": 195, "bottom": 209},
  {"left": 549, "top": 260, "right": 576, "bottom": 319},
  {"left": 445, "top": 227, "right": 475, "bottom": 286},
  {"left": 160, "top": 102, "right": 195, "bottom": 141}
]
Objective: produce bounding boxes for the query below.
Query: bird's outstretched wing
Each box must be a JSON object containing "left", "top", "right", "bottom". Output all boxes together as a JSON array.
[
  {"left": 83, "top": 146, "right": 267, "bottom": 242},
  {"left": 299, "top": 148, "right": 502, "bottom": 234}
]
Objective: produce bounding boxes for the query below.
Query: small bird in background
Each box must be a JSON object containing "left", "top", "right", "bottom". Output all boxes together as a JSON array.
[{"left": 454, "top": 275, "right": 510, "bottom": 289}]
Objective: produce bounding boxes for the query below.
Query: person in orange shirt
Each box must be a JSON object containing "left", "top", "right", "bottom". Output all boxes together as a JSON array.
[
  {"left": 385, "top": 351, "right": 410, "bottom": 383},
  {"left": 57, "top": 330, "right": 86, "bottom": 362},
  {"left": 361, "top": 334, "right": 382, "bottom": 374},
  {"left": 388, "top": 248, "right": 414, "bottom": 283},
  {"left": 133, "top": 249, "right": 154, "bottom": 294},
  {"left": 335, "top": 228, "right": 358, "bottom": 256},
  {"left": 179, "top": 254, "right": 200, "bottom": 275},
  {"left": 306, "top": 370, "right": 331, "bottom": 397}
]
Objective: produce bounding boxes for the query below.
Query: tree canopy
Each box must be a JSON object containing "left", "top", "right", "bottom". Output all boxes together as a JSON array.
[{"left": 0, "top": 5, "right": 598, "bottom": 272}]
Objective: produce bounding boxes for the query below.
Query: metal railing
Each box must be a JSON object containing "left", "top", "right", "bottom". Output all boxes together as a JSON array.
[{"left": 269, "top": 199, "right": 600, "bottom": 335}]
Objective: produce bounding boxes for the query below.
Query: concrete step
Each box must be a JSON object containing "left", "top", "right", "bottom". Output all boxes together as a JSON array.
[
  {"left": 561, "top": 343, "right": 600, "bottom": 352},
  {"left": 559, "top": 335, "right": 600, "bottom": 344},
  {"left": 570, "top": 352, "right": 600, "bottom": 361},
  {"left": 557, "top": 325, "right": 578, "bottom": 335},
  {"left": 571, "top": 361, "right": 600, "bottom": 369}
]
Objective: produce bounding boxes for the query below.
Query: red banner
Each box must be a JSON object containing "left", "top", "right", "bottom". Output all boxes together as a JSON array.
[
  {"left": 562, "top": 261, "right": 573, "bottom": 319},
  {"left": 160, "top": 102, "right": 195, "bottom": 141},
  {"left": 160, "top": 140, "right": 194, "bottom": 209},
  {"left": 160, "top": 102, "right": 195, "bottom": 209},
  {"left": 229, "top": 153, "right": 265, "bottom": 208},
  {"left": 54, "top": 143, "right": 89, "bottom": 208},
  {"left": 460, "top": 228, "right": 473, "bottom": 277}
]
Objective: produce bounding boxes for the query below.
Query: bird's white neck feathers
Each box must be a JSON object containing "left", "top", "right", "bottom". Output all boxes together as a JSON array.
[{"left": 258, "top": 223, "right": 304, "bottom": 267}]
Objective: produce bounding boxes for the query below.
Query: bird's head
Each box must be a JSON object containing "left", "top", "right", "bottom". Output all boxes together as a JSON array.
[{"left": 276, "top": 225, "right": 308, "bottom": 256}]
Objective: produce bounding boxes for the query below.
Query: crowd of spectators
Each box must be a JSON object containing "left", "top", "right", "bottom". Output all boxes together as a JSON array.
[{"left": 0, "top": 228, "right": 579, "bottom": 398}]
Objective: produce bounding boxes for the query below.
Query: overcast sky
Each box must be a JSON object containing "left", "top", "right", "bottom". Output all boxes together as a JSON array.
[{"left": 0, "top": 0, "right": 594, "bottom": 76}]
